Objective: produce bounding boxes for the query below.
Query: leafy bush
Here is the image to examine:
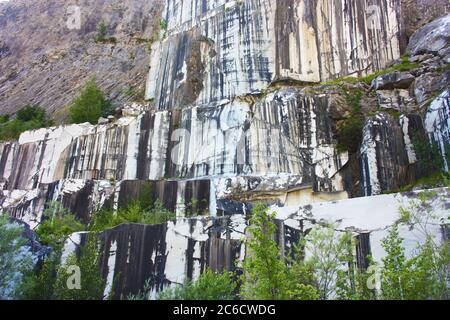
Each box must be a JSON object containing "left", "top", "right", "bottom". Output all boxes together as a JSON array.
[
  {"left": 160, "top": 19, "right": 168, "bottom": 31},
  {"left": 379, "top": 225, "right": 449, "bottom": 300},
  {"left": 35, "top": 202, "right": 86, "bottom": 248},
  {"left": 240, "top": 204, "right": 290, "bottom": 300},
  {"left": 20, "top": 250, "right": 61, "bottom": 300},
  {"left": 69, "top": 80, "right": 113, "bottom": 124},
  {"left": 0, "top": 105, "right": 50, "bottom": 141},
  {"left": 298, "top": 225, "right": 354, "bottom": 300},
  {"left": 0, "top": 114, "right": 9, "bottom": 123},
  {"left": 17, "top": 105, "right": 46, "bottom": 122},
  {"left": 89, "top": 200, "right": 175, "bottom": 232},
  {"left": 336, "top": 116, "right": 365, "bottom": 153}
]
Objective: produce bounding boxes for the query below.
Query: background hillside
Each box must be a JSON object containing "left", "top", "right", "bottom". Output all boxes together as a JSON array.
[{"left": 0, "top": 0, "right": 163, "bottom": 121}]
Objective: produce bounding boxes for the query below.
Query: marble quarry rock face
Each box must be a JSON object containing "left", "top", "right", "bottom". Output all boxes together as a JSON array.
[
  {"left": 0, "top": 0, "right": 450, "bottom": 301},
  {"left": 376, "top": 89, "right": 418, "bottom": 112},
  {"left": 359, "top": 112, "right": 425, "bottom": 196},
  {"left": 61, "top": 188, "right": 449, "bottom": 299},
  {"left": 0, "top": 88, "right": 351, "bottom": 193},
  {"left": 371, "top": 72, "right": 415, "bottom": 91},
  {"left": 0, "top": 179, "right": 115, "bottom": 229},
  {"left": 425, "top": 90, "right": 450, "bottom": 172},
  {"left": 407, "top": 14, "right": 450, "bottom": 56},
  {"left": 146, "top": 0, "right": 402, "bottom": 109}
]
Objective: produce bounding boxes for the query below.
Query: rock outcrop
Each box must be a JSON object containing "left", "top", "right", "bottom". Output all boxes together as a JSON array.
[
  {"left": 425, "top": 90, "right": 450, "bottom": 172},
  {"left": 147, "top": 0, "right": 402, "bottom": 109},
  {"left": 407, "top": 14, "right": 450, "bottom": 56}
]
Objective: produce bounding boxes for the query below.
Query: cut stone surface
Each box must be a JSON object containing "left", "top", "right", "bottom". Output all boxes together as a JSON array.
[{"left": 407, "top": 14, "right": 450, "bottom": 56}]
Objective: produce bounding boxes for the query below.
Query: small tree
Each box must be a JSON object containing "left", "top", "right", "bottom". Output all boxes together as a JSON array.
[
  {"left": 0, "top": 105, "right": 50, "bottom": 141},
  {"left": 20, "top": 250, "right": 61, "bottom": 300},
  {"left": 17, "top": 105, "right": 46, "bottom": 123},
  {"left": 299, "top": 225, "right": 354, "bottom": 300},
  {"left": 69, "top": 80, "right": 113, "bottom": 124},
  {"left": 22, "top": 202, "right": 86, "bottom": 300},
  {"left": 94, "top": 21, "right": 108, "bottom": 42},
  {"left": 379, "top": 225, "right": 410, "bottom": 300},
  {"left": 54, "top": 237, "right": 106, "bottom": 300},
  {"left": 240, "top": 204, "right": 290, "bottom": 300}
]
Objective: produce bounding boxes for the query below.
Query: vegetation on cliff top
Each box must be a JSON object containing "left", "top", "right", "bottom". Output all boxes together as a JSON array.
[
  {"left": 0, "top": 105, "right": 51, "bottom": 141},
  {"left": 69, "top": 79, "right": 114, "bottom": 125}
]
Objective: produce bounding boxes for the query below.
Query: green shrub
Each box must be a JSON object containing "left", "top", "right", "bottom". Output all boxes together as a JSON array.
[
  {"left": 336, "top": 116, "right": 365, "bottom": 153},
  {"left": 20, "top": 249, "right": 61, "bottom": 300},
  {"left": 0, "top": 105, "right": 49, "bottom": 141},
  {"left": 94, "top": 21, "right": 108, "bottom": 43},
  {"left": 160, "top": 19, "right": 168, "bottom": 31},
  {"left": 54, "top": 237, "right": 106, "bottom": 300},
  {"left": 17, "top": 105, "right": 46, "bottom": 122},
  {"left": 69, "top": 80, "right": 113, "bottom": 124},
  {"left": 379, "top": 225, "right": 449, "bottom": 300},
  {"left": 0, "top": 114, "right": 9, "bottom": 123},
  {"left": 35, "top": 202, "right": 86, "bottom": 247},
  {"left": 89, "top": 200, "right": 175, "bottom": 232}
]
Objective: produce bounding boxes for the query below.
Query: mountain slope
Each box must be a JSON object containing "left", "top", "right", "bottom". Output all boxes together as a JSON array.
[{"left": 0, "top": 0, "right": 163, "bottom": 120}]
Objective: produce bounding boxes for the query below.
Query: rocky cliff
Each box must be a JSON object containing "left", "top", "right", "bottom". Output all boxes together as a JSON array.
[
  {"left": 0, "top": 0, "right": 163, "bottom": 118},
  {"left": 0, "top": 0, "right": 449, "bottom": 299}
]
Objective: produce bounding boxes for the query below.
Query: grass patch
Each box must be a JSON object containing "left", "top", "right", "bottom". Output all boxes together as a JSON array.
[
  {"left": 384, "top": 172, "right": 450, "bottom": 194},
  {"left": 321, "top": 56, "right": 419, "bottom": 87},
  {"left": 360, "top": 56, "right": 419, "bottom": 85}
]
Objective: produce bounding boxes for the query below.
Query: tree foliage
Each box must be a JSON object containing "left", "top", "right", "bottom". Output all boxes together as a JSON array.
[
  {"left": 35, "top": 201, "right": 86, "bottom": 248},
  {"left": 300, "top": 225, "right": 354, "bottom": 300},
  {"left": 240, "top": 203, "right": 292, "bottom": 300},
  {"left": 0, "top": 105, "right": 50, "bottom": 141},
  {"left": 69, "top": 79, "right": 113, "bottom": 124},
  {"left": 379, "top": 225, "right": 449, "bottom": 300},
  {"left": 54, "top": 237, "right": 106, "bottom": 300}
]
